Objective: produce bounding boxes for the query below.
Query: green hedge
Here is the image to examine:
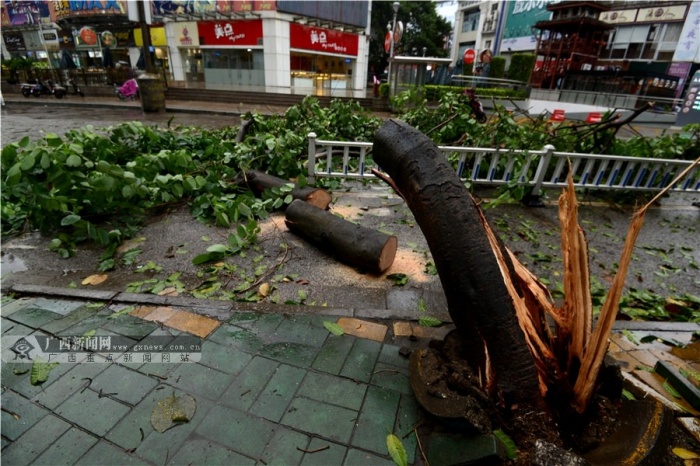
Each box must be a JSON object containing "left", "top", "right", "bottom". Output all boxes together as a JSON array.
[
  {"left": 422, "top": 85, "right": 528, "bottom": 101},
  {"left": 507, "top": 53, "right": 535, "bottom": 82},
  {"left": 490, "top": 56, "right": 506, "bottom": 79}
]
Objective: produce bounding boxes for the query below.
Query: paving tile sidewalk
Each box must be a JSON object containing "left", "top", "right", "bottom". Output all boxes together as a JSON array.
[
  {"left": 1, "top": 294, "right": 426, "bottom": 466},
  {"left": 2, "top": 290, "right": 700, "bottom": 465}
]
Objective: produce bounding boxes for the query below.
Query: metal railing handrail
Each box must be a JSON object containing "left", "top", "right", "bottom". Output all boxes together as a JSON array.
[{"left": 307, "top": 132, "right": 699, "bottom": 195}]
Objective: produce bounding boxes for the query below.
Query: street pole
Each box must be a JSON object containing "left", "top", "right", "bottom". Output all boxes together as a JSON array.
[
  {"left": 136, "top": 0, "right": 165, "bottom": 112},
  {"left": 137, "top": 0, "right": 155, "bottom": 73},
  {"left": 387, "top": 1, "right": 400, "bottom": 97}
]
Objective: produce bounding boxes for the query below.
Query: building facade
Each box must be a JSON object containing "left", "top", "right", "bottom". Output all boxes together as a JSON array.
[
  {"left": 447, "top": 0, "right": 698, "bottom": 99},
  {"left": 1, "top": 0, "right": 372, "bottom": 98}
]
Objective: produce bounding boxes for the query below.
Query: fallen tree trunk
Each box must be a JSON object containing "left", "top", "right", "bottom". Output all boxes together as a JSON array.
[
  {"left": 235, "top": 170, "right": 332, "bottom": 210},
  {"left": 284, "top": 199, "right": 397, "bottom": 274},
  {"left": 373, "top": 119, "right": 542, "bottom": 406}
]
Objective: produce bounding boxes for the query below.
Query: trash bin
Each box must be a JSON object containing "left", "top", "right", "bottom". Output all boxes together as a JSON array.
[{"left": 136, "top": 73, "right": 165, "bottom": 112}]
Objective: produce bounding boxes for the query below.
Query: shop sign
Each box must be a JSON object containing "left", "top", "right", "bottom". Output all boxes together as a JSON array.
[
  {"left": 134, "top": 27, "right": 168, "bottom": 47},
  {"left": 172, "top": 22, "right": 200, "bottom": 47},
  {"left": 501, "top": 0, "right": 554, "bottom": 52},
  {"left": 599, "top": 9, "right": 638, "bottom": 24},
  {"left": 114, "top": 30, "right": 133, "bottom": 47},
  {"left": 58, "top": 29, "right": 76, "bottom": 50},
  {"left": 3, "top": 31, "right": 26, "bottom": 52},
  {"left": 5, "top": 0, "right": 50, "bottom": 26},
  {"left": 42, "top": 30, "right": 60, "bottom": 51},
  {"left": 53, "top": 0, "right": 126, "bottom": 19},
  {"left": 198, "top": 20, "right": 263, "bottom": 47},
  {"left": 673, "top": 0, "right": 700, "bottom": 62},
  {"left": 674, "top": 70, "right": 700, "bottom": 127},
  {"left": 1, "top": 5, "right": 10, "bottom": 28},
  {"left": 152, "top": 0, "right": 215, "bottom": 16},
  {"left": 21, "top": 30, "right": 43, "bottom": 50},
  {"left": 290, "top": 23, "right": 358, "bottom": 56},
  {"left": 101, "top": 30, "right": 116, "bottom": 48},
  {"left": 74, "top": 26, "right": 101, "bottom": 49},
  {"left": 253, "top": 1, "right": 276, "bottom": 12},
  {"left": 638, "top": 5, "right": 687, "bottom": 22}
]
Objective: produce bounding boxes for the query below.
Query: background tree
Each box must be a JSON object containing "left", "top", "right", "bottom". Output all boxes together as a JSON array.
[{"left": 367, "top": 1, "right": 453, "bottom": 80}]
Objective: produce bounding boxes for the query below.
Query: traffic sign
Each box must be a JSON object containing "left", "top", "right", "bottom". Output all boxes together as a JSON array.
[{"left": 463, "top": 48, "right": 475, "bottom": 64}]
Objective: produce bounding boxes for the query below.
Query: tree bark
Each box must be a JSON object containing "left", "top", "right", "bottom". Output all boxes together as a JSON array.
[
  {"left": 235, "top": 170, "right": 332, "bottom": 210},
  {"left": 235, "top": 119, "right": 254, "bottom": 143},
  {"left": 373, "top": 118, "right": 542, "bottom": 405},
  {"left": 285, "top": 199, "right": 397, "bottom": 274}
]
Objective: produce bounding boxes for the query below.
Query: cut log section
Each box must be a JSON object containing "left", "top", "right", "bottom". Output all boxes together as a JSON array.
[
  {"left": 373, "top": 118, "right": 542, "bottom": 405},
  {"left": 284, "top": 199, "right": 397, "bottom": 274},
  {"left": 235, "top": 170, "right": 332, "bottom": 210}
]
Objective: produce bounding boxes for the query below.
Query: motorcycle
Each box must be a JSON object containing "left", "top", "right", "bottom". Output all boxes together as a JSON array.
[
  {"left": 20, "top": 79, "right": 66, "bottom": 99},
  {"left": 462, "top": 87, "right": 487, "bottom": 123},
  {"left": 115, "top": 78, "right": 139, "bottom": 101}
]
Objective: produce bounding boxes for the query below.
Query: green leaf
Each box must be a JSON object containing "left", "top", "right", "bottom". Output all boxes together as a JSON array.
[
  {"left": 65, "top": 154, "right": 82, "bottom": 167},
  {"left": 387, "top": 273, "right": 408, "bottom": 286},
  {"left": 238, "top": 202, "right": 251, "bottom": 218},
  {"left": 30, "top": 358, "right": 60, "bottom": 385},
  {"left": 622, "top": 329, "right": 639, "bottom": 345},
  {"left": 13, "top": 367, "right": 30, "bottom": 375},
  {"left": 419, "top": 316, "right": 442, "bottom": 327},
  {"left": 323, "top": 321, "right": 345, "bottom": 336},
  {"left": 386, "top": 433, "right": 408, "bottom": 466},
  {"left": 192, "top": 252, "right": 224, "bottom": 265},
  {"left": 108, "top": 305, "right": 135, "bottom": 319},
  {"left": 622, "top": 389, "right": 636, "bottom": 400},
  {"left": 662, "top": 380, "right": 681, "bottom": 398},
  {"left": 493, "top": 429, "right": 518, "bottom": 460},
  {"left": 207, "top": 244, "right": 229, "bottom": 253},
  {"left": 151, "top": 394, "right": 197, "bottom": 433},
  {"left": 60, "top": 214, "right": 81, "bottom": 226},
  {"left": 20, "top": 154, "right": 36, "bottom": 170}
]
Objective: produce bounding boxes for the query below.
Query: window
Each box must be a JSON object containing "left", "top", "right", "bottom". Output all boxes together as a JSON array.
[
  {"left": 663, "top": 23, "right": 682, "bottom": 42},
  {"left": 461, "top": 10, "right": 480, "bottom": 33}
]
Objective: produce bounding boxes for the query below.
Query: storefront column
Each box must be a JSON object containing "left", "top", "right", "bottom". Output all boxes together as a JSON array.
[
  {"left": 262, "top": 18, "right": 291, "bottom": 93},
  {"left": 165, "top": 22, "right": 185, "bottom": 82},
  {"left": 352, "top": 34, "right": 371, "bottom": 98}
]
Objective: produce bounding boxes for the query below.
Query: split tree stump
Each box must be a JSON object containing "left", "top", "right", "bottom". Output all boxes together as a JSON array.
[
  {"left": 284, "top": 199, "right": 397, "bottom": 274},
  {"left": 235, "top": 170, "right": 332, "bottom": 210},
  {"left": 373, "top": 118, "right": 541, "bottom": 405}
]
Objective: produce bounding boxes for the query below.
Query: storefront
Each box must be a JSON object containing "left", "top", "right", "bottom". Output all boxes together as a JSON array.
[
  {"left": 197, "top": 19, "right": 265, "bottom": 89},
  {"left": 133, "top": 26, "right": 170, "bottom": 79},
  {"left": 289, "top": 23, "right": 359, "bottom": 96},
  {"left": 169, "top": 21, "right": 202, "bottom": 83}
]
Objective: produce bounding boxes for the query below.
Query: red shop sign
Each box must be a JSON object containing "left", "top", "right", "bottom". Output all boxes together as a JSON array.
[
  {"left": 290, "top": 23, "right": 358, "bottom": 56},
  {"left": 198, "top": 20, "right": 263, "bottom": 46}
]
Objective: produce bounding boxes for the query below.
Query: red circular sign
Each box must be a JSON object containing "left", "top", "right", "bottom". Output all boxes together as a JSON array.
[
  {"left": 384, "top": 31, "right": 391, "bottom": 53},
  {"left": 80, "top": 27, "right": 97, "bottom": 46},
  {"left": 463, "top": 48, "right": 475, "bottom": 64}
]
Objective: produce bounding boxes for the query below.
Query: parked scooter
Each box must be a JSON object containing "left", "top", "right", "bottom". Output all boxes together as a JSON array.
[
  {"left": 20, "top": 79, "right": 67, "bottom": 99},
  {"left": 115, "top": 79, "right": 139, "bottom": 101}
]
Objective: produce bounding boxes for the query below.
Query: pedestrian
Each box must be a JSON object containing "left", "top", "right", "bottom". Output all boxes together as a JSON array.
[{"left": 480, "top": 49, "right": 492, "bottom": 78}]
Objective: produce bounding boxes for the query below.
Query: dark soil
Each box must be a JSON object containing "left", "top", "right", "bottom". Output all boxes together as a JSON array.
[{"left": 410, "top": 330, "right": 700, "bottom": 465}]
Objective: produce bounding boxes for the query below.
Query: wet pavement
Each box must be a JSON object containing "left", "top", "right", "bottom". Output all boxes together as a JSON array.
[{"left": 1, "top": 95, "right": 699, "bottom": 465}]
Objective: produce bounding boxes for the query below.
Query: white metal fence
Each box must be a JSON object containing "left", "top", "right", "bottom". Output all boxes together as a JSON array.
[{"left": 307, "top": 132, "right": 700, "bottom": 195}]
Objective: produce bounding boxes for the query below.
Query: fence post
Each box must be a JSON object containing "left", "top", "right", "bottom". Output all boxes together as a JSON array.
[
  {"left": 307, "top": 132, "right": 317, "bottom": 185},
  {"left": 523, "top": 144, "right": 555, "bottom": 207}
]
